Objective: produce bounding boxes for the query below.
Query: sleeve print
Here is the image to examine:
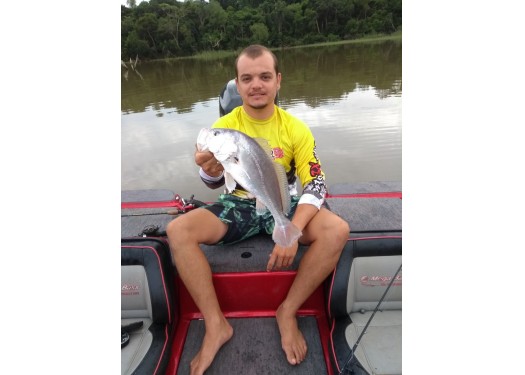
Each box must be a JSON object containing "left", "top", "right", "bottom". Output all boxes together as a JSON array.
[
  {"left": 309, "top": 161, "right": 322, "bottom": 177},
  {"left": 302, "top": 142, "right": 327, "bottom": 200}
]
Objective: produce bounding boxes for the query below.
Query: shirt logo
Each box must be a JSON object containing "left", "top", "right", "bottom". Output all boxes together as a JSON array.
[
  {"left": 309, "top": 162, "right": 322, "bottom": 177},
  {"left": 272, "top": 147, "right": 284, "bottom": 159}
]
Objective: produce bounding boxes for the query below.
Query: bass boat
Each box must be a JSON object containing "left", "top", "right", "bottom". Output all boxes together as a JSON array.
[{"left": 121, "top": 80, "right": 402, "bottom": 375}]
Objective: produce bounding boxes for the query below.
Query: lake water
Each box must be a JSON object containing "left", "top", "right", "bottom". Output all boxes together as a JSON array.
[{"left": 121, "top": 40, "right": 402, "bottom": 202}]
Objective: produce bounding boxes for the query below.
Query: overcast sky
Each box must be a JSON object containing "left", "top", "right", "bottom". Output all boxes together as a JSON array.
[
  {"left": 121, "top": 0, "right": 209, "bottom": 6},
  {"left": 121, "top": 0, "right": 146, "bottom": 6}
]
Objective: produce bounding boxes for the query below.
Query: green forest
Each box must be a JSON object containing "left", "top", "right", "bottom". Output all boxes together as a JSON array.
[{"left": 121, "top": 0, "right": 402, "bottom": 60}]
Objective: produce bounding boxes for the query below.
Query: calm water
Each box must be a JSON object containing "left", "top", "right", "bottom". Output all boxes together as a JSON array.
[{"left": 121, "top": 40, "right": 402, "bottom": 202}]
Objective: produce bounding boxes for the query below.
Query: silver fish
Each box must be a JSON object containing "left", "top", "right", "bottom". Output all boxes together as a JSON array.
[{"left": 197, "top": 127, "right": 302, "bottom": 247}]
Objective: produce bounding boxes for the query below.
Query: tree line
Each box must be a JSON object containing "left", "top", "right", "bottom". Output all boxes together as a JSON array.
[{"left": 121, "top": 0, "right": 402, "bottom": 61}]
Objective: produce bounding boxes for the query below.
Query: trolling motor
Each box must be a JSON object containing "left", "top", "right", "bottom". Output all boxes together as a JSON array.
[{"left": 218, "top": 78, "right": 279, "bottom": 117}]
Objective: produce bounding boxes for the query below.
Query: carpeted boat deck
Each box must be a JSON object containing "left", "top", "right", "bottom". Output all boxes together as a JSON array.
[
  {"left": 121, "top": 186, "right": 402, "bottom": 273},
  {"left": 121, "top": 197, "right": 401, "bottom": 238},
  {"left": 121, "top": 184, "right": 402, "bottom": 374},
  {"left": 176, "top": 317, "right": 327, "bottom": 375}
]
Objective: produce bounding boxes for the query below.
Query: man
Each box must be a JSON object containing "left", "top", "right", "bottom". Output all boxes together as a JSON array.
[{"left": 167, "top": 45, "right": 349, "bottom": 375}]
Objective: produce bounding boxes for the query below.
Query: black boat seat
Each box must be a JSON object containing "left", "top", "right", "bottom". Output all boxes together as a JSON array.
[
  {"left": 328, "top": 237, "right": 402, "bottom": 375},
  {"left": 121, "top": 238, "right": 175, "bottom": 375}
]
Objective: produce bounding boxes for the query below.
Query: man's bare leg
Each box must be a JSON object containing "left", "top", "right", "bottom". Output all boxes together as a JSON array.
[
  {"left": 167, "top": 208, "right": 233, "bottom": 375},
  {"left": 276, "top": 209, "right": 349, "bottom": 365}
]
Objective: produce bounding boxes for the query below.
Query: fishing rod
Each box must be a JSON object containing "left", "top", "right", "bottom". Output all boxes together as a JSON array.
[
  {"left": 121, "top": 194, "right": 207, "bottom": 217},
  {"left": 120, "top": 209, "right": 183, "bottom": 217},
  {"left": 339, "top": 263, "right": 402, "bottom": 375}
]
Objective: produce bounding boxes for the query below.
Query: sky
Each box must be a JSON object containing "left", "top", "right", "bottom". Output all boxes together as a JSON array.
[
  {"left": 121, "top": 0, "right": 145, "bottom": 6},
  {"left": 121, "top": 0, "right": 151, "bottom": 6},
  {"left": 121, "top": 0, "right": 209, "bottom": 6}
]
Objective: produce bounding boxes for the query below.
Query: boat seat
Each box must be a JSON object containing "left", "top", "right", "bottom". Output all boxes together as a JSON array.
[
  {"left": 328, "top": 237, "right": 402, "bottom": 375},
  {"left": 121, "top": 238, "right": 175, "bottom": 375}
]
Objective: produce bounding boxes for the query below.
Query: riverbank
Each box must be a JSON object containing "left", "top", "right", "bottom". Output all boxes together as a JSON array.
[{"left": 156, "top": 31, "right": 402, "bottom": 62}]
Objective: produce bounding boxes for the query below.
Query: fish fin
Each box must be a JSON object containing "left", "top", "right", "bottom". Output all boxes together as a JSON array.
[
  {"left": 274, "top": 162, "right": 291, "bottom": 214},
  {"left": 256, "top": 199, "right": 268, "bottom": 215},
  {"left": 253, "top": 138, "right": 291, "bottom": 214},
  {"left": 254, "top": 138, "right": 273, "bottom": 158},
  {"left": 224, "top": 172, "right": 237, "bottom": 193},
  {"left": 272, "top": 220, "right": 302, "bottom": 248}
]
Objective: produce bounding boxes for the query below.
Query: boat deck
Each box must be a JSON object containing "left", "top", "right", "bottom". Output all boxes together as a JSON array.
[
  {"left": 178, "top": 317, "right": 326, "bottom": 374},
  {"left": 121, "top": 182, "right": 402, "bottom": 374}
]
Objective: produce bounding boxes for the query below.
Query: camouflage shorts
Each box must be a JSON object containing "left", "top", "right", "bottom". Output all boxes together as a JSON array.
[{"left": 202, "top": 194, "right": 300, "bottom": 245}]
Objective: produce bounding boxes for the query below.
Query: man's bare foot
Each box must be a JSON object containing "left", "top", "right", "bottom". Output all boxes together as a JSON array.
[
  {"left": 190, "top": 317, "right": 233, "bottom": 375},
  {"left": 276, "top": 304, "right": 307, "bottom": 365}
]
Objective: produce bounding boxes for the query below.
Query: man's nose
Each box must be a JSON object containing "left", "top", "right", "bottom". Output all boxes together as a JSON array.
[{"left": 252, "top": 77, "right": 263, "bottom": 88}]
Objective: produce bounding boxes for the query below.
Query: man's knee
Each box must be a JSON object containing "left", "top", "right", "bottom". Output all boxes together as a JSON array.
[
  {"left": 336, "top": 217, "right": 350, "bottom": 240},
  {"left": 166, "top": 213, "right": 200, "bottom": 248},
  {"left": 312, "top": 211, "right": 348, "bottom": 258},
  {"left": 329, "top": 215, "right": 349, "bottom": 251},
  {"left": 166, "top": 215, "right": 184, "bottom": 239},
  {"left": 308, "top": 210, "right": 349, "bottom": 249},
  {"left": 167, "top": 208, "right": 228, "bottom": 248}
]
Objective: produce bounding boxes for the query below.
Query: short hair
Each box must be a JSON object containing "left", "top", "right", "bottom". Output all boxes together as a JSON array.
[{"left": 235, "top": 45, "right": 279, "bottom": 78}]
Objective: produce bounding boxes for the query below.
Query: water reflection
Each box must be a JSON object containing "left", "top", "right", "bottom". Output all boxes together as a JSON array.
[
  {"left": 121, "top": 55, "right": 144, "bottom": 81},
  {"left": 121, "top": 40, "right": 402, "bottom": 201}
]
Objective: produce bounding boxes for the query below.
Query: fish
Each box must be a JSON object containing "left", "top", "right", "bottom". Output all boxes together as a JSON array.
[{"left": 197, "top": 127, "right": 302, "bottom": 248}]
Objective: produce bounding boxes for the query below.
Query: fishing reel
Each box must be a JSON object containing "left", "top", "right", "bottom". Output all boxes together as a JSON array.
[
  {"left": 174, "top": 194, "right": 207, "bottom": 213},
  {"left": 121, "top": 321, "right": 143, "bottom": 349},
  {"left": 135, "top": 194, "right": 207, "bottom": 237}
]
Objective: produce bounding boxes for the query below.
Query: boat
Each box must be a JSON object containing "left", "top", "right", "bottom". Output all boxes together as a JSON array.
[{"left": 121, "top": 81, "right": 402, "bottom": 375}]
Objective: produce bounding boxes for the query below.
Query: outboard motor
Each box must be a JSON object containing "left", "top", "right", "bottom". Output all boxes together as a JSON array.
[
  {"left": 219, "top": 78, "right": 279, "bottom": 117},
  {"left": 219, "top": 79, "right": 243, "bottom": 117}
]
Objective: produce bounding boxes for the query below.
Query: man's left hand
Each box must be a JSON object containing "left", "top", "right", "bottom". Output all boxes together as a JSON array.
[{"left": 267, "top": 242, "right": 299, "bottom": 271}]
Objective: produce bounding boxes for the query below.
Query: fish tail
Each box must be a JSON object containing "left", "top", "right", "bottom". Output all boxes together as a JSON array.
[{"left": 272, "top": 221, "right": 302, "bottom": 248}]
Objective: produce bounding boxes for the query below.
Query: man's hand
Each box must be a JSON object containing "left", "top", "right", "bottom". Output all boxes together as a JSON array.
[
  {"left": 267, "top": 241, "right": 299, "bottom": 271},
  {"left": 195, "top": 145, "right": 224, "bottom": 177}
]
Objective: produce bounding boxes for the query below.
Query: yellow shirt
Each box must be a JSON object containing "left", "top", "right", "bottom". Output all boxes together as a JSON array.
[{"left": 211, "top": 105, "right": 326, "bottom": 208}]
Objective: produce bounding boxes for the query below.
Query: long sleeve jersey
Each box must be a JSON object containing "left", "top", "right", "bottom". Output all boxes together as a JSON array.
[{"left": 200, "top": 105, "right": 327, "bottom": 209}]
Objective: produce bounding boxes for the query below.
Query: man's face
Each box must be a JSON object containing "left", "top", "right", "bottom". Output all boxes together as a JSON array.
[{"left": 235, "top": 52, "right": 281, "bottom": 113}]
